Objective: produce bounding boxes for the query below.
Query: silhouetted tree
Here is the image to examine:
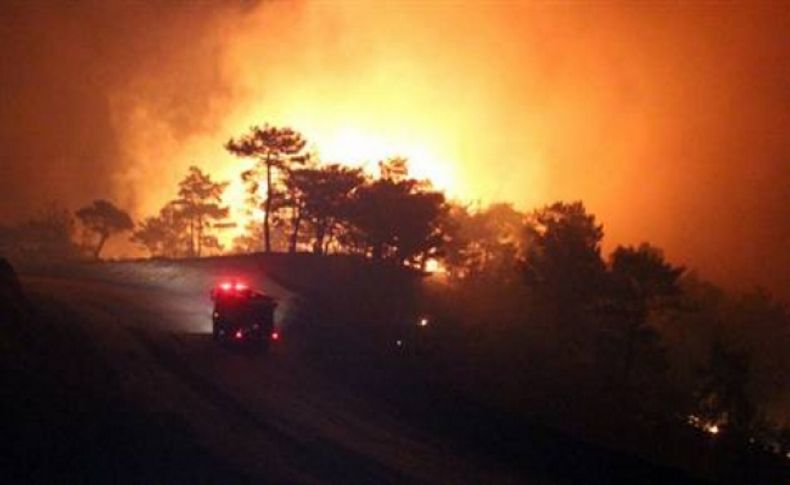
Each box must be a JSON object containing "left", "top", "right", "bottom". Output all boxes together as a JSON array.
[
  {"left": 131, "top": 201, "right": 189, "bottom": 258},
  {"left": 715, "top": 289, "right": 788, "bottom": 431},
  {"left": 657, "top": 277, "right": 789, "bottom": 432},
  {"left": 393, "top": 189, "right": 446, "bottom": 267},
  {"left": 285, "top": 164, "right": 365, "bottom": 254},
  {"left": 443, "top": 202, "right": 525, "bottom": 279},
  {"left": 697, "top": 341, "right": 755, "bottom": 436},
  {"left": 436, "top": 202, "right": 470, "bottom": 277},
  {"left": 521, "top": 201, "right": 606, "bottom": 338},
  {"left": 225, "top": 125, "right": 307, "bottom": 253},
  {"left": 523, "top": 201, "right": 605, "bottom": 291},
  {"left": 131, "top": 217, "right": 166, "bottom": 257},
  {"left": 272, "top": 162, "right": 311, "bottom": 253},
  {"left": 345, "top": 180, "right": 401, "bottom": 259},
  {"left": 174, "top": 166, "right": 229, "bottom": 257},
  {"left": 345, "top": 160, "right": 445, "bottom": 265},
  {"left": 75, "top": 199, "right": 133, "bottom": 260},
  {"left": 14, "top": 203, "right": 80, "bottom": 262},
  {"left": 603, "top": 243, "right": 684, "bottom": 390}
]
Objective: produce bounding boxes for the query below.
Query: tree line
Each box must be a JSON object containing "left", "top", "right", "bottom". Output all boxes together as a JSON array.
[
  {"left": 129, "top": 125, "right": 448, "bottom": 266},
  {"left": 1, "top": 122, "right": 786, "bottom": 450},
  {"left": 0, "top": 124, "right": 449, "bottom": 265},
  {"left": 432, "top": 199, "right": 788, "bottom": 451}
]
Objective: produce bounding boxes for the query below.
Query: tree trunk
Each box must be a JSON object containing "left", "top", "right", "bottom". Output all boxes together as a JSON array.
[
  {"left": 323, "top": 226, "right": 334, "bottom": 254},
  {"left": 289, "top": 208, "right": 302, "bottom": 253},
  {"left": 314, "top": 221, "right": 326, "bottom": 255},
  {"left": 263, "top": 156, "right": 272, "bottom": 253},
  {"left": 196, "top": 214, "right": 203, "bottom": 257},
  {"left": 188, "top": 218, "right": 195, "bottom": 258},
  {"left": 94, "top": 233, "right": 108, "bottom": 260}
]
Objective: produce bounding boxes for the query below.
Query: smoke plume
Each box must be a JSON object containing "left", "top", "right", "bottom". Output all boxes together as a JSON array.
[{"left": 0, "top": 1, "right": 787, "bottom": 298}]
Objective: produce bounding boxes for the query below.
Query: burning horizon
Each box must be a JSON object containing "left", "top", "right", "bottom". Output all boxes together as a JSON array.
[{"left": 0, "top": 1, "right": 787, "bottom": 299}]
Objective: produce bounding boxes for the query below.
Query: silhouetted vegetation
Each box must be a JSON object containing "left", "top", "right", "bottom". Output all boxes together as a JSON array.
[
  {"left": 0, "top": 203, "right": 81, "bottom": 264},
  {"left": 421, "top": 198, "right": 787, "bottom": 470},
  {"left": 603, "top": 244, "right": 683, "bottom": 395},
  {"left": 75, "top": 199, "right": 133, "bottom": 260},
  {"left": 131, "top": 201, "right": 191, "bottom": 258},
  {"left": 119, "top": 125, "right": 787, "bottom": 460},
  {"left": 131, "top": 166, "right": 229, "bottom": 258},
  {"left": 225, "top": 125, "right": 308, "bottom": 253},
  {"left": 342, "top": 159, "right": 445, "bottom": 265},
  {"left": 442, "top": 202, "right": 524, "bottom": 280},
  {"left": 175, "top": 166, "right": 230, "bottom": 257},
  {"left": 280, "top": 163, "right": 365, "bottom": 254},
  {"left": 3, "top": 120, "right": 786, "bottom": 476},
  {"left": 222, "top": 145, "right": 446, "bottom": 264}
]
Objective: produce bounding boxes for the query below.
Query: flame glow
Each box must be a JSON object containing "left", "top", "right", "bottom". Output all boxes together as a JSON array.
[
  {"left": 114, "top": 1, "right": 552, "bottom": 247},
  {"left": 76, "top": 0, "right": 788, "bottom": 304}
]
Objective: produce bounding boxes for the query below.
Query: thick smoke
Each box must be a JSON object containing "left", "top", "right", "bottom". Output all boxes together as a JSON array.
[
  {"left": 0, "top": 1, "right": 787, "bottom": 299},
  {"left": 0, "top": 1, "right": 244, "bottom": 219}
]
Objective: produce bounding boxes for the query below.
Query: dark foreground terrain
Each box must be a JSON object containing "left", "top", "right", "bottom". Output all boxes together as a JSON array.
[{"left": 1, "top": 256, "right": 785, "bottom": 483}]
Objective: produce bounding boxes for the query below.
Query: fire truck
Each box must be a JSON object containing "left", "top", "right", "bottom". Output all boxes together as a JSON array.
[{"left": 210, "top": 281, "right": 278, "bottom": 347}]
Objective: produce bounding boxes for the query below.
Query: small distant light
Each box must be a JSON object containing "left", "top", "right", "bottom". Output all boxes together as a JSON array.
[
  {"left": 235, "top": 330, "right": 243, "bottom": 339},
  {"left": 706, "top": 424, "right": 720, "bottom": 435},
  {"left": 396, "top": 339, "right": 403, "bottom": 346},
  {"left": 212, "top": 311, "right": 219, "bottom": 318},
  {"left": 419, "top": 317, "right": 429, "bottom": 327},
  {"left": 425, "top": 259, "right": 446, "bottom": 274},
  {"left": 220, "top": 282, "right": 232, "bottom": 291},
  {"left": 234, "top": 282, "right": 248, "bottom": 291},
  {"left": 271, "top": 331, "right": 279, "bottom": 341}
]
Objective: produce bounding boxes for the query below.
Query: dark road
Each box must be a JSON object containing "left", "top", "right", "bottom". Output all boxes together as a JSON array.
[{"left": 18, "top": 272, "right": 521, "bottom": 483}]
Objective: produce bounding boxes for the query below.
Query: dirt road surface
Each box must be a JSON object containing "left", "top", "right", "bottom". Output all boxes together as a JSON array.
[{"left": 19, "top": 272, "right": 522, "bottom": 484}]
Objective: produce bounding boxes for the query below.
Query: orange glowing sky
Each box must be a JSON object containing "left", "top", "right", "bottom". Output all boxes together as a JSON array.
[{"left": 0, "top": 1, "right": 788, "bottom": 299}]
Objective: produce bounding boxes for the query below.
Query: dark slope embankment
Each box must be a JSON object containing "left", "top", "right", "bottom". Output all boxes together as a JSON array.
[
  {"left": 248, "top": 259, "right": 710, "bottom": 484},
  {"left": 9, "top": 255, "right": 786, "bottom": 483},
  {"left": 0, "top": 258, "right": 253, "bottom": 484}
]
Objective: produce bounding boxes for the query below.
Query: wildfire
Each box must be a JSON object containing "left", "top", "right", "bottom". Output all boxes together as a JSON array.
[
  {"left": 197, "top": 109, "right": 465, "bottom": 249},
  {"left": 307, "top": 125, "right": 456, "bottom": 189},
  {"left": 114, "top": 1, "right": 553, "bottom": 254},
  {"left": 197, "top": 121, "right": 459, "bottom": 249}
]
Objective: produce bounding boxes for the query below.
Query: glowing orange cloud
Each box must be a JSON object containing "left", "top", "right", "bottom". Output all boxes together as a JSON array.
[{"left": 101, "top": 1, "right": 787, "bottom": 301}]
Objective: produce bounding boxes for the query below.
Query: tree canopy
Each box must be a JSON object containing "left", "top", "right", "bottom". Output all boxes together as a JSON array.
[
  {"left": 283, "top": 163, "right": 365, "bottom": 254},
  {"left": 175, "top": 166, "right": 229, "bottom": 257},
  {"left": 344, "top": 160, "right": 445, "bottom": 265},
  {"left": 226, "top": 125, "right": 307, "bottom": 253},
  {"left": 522, "top": 201, "right": 606, "bottom": 309},
  {"left": 75, "top": 199, "right": 133, "bottom": 260},
  {"left": 131, "top": 201, "right": 188, "bottom": 258},
  {"left": 131, "top": 167, "right": 228, "bottom": 258}
]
